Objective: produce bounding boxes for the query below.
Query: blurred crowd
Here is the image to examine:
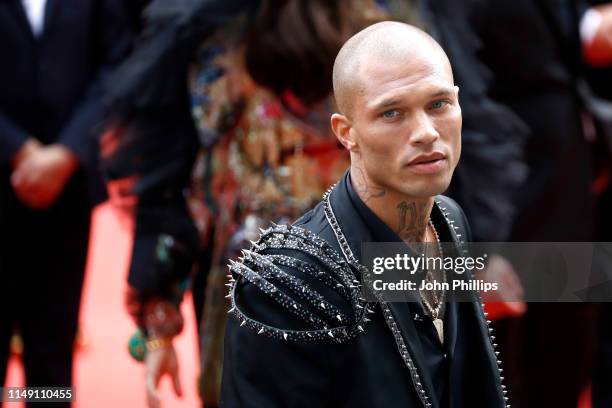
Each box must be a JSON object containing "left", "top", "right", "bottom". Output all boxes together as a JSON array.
[{"left": 1, "top": 0, "right": 612, "bottom": 407}]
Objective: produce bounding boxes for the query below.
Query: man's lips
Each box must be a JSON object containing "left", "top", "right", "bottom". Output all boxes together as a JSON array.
[
  {"left": 407, "top": 152, "right": 446, "bottom": 165},
  {"left": 405, "top": 152, "right": 447, "bottom": 174}
]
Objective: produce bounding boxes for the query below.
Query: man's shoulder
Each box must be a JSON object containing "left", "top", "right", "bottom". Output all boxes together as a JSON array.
[
  {"left": 292, "top": 201, "right": 329, "bottom": 233},
  {"left": 226, "top": 216, "right": 372, "bottom": 344}
]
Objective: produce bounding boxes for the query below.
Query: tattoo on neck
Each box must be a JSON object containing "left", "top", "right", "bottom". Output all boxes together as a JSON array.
[
  {"left": 397, "top": 200, "right": 429, "bottom": 243},
  {"left": 353, "top": 167, "right": 386, "bottom": 203}
]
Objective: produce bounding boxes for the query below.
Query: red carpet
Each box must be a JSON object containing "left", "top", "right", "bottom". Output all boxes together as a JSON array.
[{"left": 5, "top": 202, "right": 200, "bottom": 407}]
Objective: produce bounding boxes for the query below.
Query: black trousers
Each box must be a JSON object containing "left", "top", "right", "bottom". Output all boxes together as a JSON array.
[{"left": 0, "top": 171, "right": 91, "bottom": 408}]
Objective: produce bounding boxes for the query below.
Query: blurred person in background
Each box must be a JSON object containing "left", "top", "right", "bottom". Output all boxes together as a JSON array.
[
  {"left": 0, "top": 0, "right": 131, "bottom": 404},
  {"left": 583, "top": 2, "right": 612, "bottom": 406},
  {"left": 102, "top": 0, "right": 378, "bottom": 406},
  {"left": 464, "top": 1, "right": 612, "bottom": 407}
]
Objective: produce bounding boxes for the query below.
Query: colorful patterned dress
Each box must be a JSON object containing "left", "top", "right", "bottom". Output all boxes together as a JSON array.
[{"left": 186, "top": 25, "right": 349, "bottom": 403}]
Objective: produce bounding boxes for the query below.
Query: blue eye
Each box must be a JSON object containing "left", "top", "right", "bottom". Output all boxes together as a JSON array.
[
  {"left": 430, "top": 100, "right": 449, "bottom": 110},
  {"left": 382, "top": 109, "right": 400, "bottom": 119}
]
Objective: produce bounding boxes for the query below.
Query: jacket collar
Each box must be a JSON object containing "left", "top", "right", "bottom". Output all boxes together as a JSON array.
[{"left": 325, "top": 171, "right": 460, "bottom": 406}]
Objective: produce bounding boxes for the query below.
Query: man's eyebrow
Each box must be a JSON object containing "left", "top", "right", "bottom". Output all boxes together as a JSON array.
[
  {"left": 372, "top": 98, "right": 401, "bottom": 111},
  {"left": 430, "top": 87, "right": 455, "bottom": 97},
  {"left": 370, "top": 87, "right": 455, "bottom": 111}
]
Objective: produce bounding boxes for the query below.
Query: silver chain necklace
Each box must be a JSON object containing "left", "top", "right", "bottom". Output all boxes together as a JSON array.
[
  {"left": 321, "top": 184, "right": 509, "bottom": 407},
  {"left": 419, "top": 219, "right": 446, "bottom": 344}
]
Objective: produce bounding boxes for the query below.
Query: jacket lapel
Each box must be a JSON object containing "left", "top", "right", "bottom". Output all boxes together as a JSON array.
[
  {"left": 329, "top": 175, "right": 440, "bottom": 406},
  {"left": 385, "top": 300, "right": 439, "bottom": 406},
  {"left": 42, "top": 0, "right": 59, "bottom": 38},
  {"left": 8, "top": 0, "right": 36, "bottom": 40}
]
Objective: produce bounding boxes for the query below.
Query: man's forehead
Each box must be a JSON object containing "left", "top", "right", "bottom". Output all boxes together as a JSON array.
[
  {"left": 357, "top": 56, "right": 454, "bottom": 103},
  {"left": 333, "top": 21, "right": 451, "bottom": 115}
]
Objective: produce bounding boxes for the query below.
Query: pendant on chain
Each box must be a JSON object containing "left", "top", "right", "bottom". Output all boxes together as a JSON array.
[{"left": 433, "top": 318, "right": 444, "bottom": 344}]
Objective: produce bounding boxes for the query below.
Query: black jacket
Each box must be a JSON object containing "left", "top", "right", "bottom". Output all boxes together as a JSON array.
[
  {"left": 221, "top": 174, "right": 506, "bottom": 408},
  {"left": 0, "top": 0, "right": 131, "bottom": 199}
]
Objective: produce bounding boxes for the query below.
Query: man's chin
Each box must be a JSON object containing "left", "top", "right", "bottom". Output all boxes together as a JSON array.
[{"left": 395, "top": 176, "right": 451, "bottom": 199}]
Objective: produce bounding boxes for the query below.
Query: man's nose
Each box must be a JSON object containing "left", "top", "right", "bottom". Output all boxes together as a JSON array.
[{"left": 409, "top": 111, "right": 440, "bottom": 145}]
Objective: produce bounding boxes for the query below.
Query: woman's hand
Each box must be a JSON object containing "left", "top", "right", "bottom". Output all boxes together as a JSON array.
[{"left": 145, "top": 340, "right": 183, "bottom": 408}]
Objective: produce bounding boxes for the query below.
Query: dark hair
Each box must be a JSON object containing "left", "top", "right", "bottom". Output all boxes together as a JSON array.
[{"left": 245, "top": 0, "right": 362, "bottom": 106}]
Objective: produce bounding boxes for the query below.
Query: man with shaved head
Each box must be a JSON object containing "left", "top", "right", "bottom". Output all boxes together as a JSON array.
[{"left": 221, "top": 22, "right": 507, "bottom": 408}]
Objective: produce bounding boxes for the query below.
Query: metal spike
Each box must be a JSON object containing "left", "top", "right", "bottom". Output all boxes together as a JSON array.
[
  {"left": 328, "top": 331, "right": 334, "bottom": 338},
  {"left": 336, "top": 314, "right": 342, "bottom": 321},
  {"left": 227, "top": 307, "right": 235, "bottom": 314},
  {"left": 283, "top": 332, "right": 288, "bottom": 340},
  {"left": 240, "top": 319, "right": 246, "bottom": 327},
  {"left": 358, "top": 325, "right": 364, "bottom": 332},
  {"left": 258, "top": 328, "right": 264, "bottom": 335}
]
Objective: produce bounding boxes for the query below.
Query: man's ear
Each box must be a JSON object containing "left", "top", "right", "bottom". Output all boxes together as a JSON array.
[{"left": 331, "top": 113, "right": 357, "bottom": 151}]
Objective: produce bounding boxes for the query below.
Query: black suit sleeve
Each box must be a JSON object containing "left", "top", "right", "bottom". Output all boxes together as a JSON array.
[
  {"left": 0, "top": 109, "right": 29, "bottom": 163},
  {"left": 57, "top": 0, "right": 132, "bottom": 165},
  {"left": 103, "top": 107, "right": 200, "bottom": 296}
]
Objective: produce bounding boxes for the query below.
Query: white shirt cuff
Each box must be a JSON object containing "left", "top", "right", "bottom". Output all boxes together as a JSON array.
[{"left": 580, "top": 8, "right": 603, "bottom": 46}]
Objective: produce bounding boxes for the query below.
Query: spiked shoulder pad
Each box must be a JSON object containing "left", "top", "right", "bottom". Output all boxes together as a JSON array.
[{"left": 226, "top": 224, "right": 374, "bottom": 343}]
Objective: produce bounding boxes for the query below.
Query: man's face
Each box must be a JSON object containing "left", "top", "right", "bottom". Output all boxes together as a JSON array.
[{"left": 348, "top": 53, "right": 461, "bottom": 199}]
